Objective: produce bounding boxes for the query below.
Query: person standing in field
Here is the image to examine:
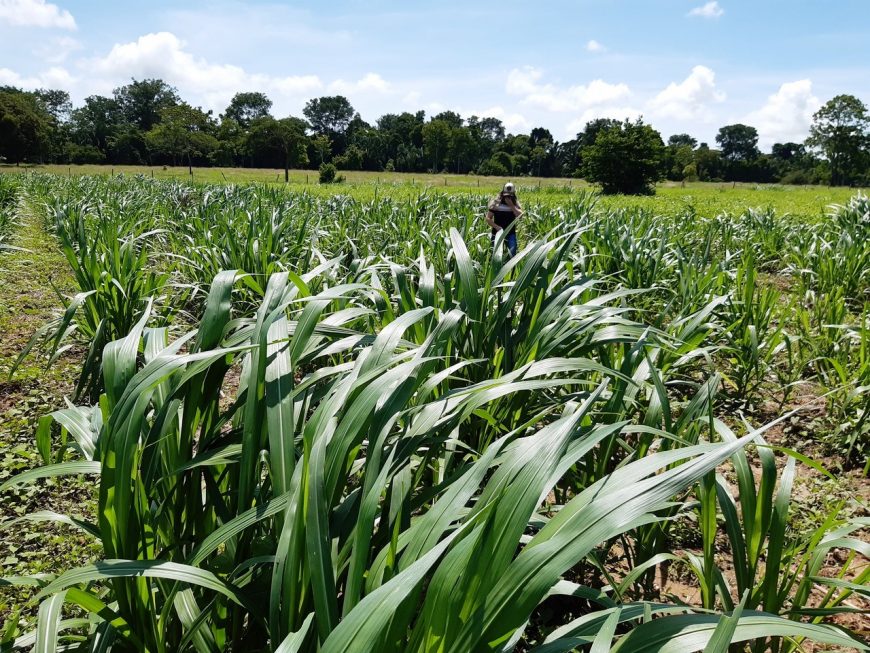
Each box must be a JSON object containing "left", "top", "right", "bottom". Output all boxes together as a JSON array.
[{"left": 486, "top": 182, "right": 523, "bottom": 257}]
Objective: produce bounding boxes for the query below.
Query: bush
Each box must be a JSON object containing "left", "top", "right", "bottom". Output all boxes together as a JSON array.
[
  {"left": 477, "top": 157, "right": 508, "bottom": 177},
  {"left": 319, "top": 162, "right": 341, "bottom": 184},
  {"left": 66, "top": 143, "right": 106, "bottom": 164},
  {"left": 780, "top": 169, "right": 813, "bottom": 185}
]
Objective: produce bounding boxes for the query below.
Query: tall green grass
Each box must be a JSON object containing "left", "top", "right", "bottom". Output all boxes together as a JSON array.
[{"left": 2, "top": 173, "right": 868, "bottom": 651}]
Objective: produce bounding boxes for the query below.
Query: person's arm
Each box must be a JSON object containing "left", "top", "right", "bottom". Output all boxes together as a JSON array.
[
  {"left": 509, "top": 198, "right": 523, "bottom": 218},
  {"left": 485, "top": 209, "right": 500, "bottom": 230}
]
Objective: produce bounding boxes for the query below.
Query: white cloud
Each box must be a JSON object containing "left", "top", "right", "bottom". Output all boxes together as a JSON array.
[
  {"left": 506, "top": 66, "right": 544, "bottom": 96},
  {"left": 82, "top": 32, "right": 323, "bottom": 113},
  {"left": 423, "top": 101, "right": 446, "bottom": 115},
  {"left": 475, "top": 106, "right": 531, "bottom": 133},
  {"left": 648, "top": 65, "right": 725, "bottom": 121},
  {"left": 586, "top": 39, "right": 605, "bottom": 53},
  {"left": 0, "top": 65, "right": 75, "bottom": 89},
  {"left": 34, "top": 35, "right": 81, "bottom": 63},
  {"left": 506, "top": 66, "right": 631, "bottom": 112},
  {"left": 328, "top": 73, "right": 391, "bottom": 95},
  {"left": 745, "top": 79, "right": 820, "bottom": 148},
  {"left": 81, "top": 33, "right": 398, "bottom": 115},
  {"left": 402, "top": 90, "right": 422, "bottom": 106},
  {"left": 566, "top": 106, "right": 643, "bottom": 135},
  {"left": 0, "top": 0, "right": 75, "bottom": 29},
  {"left": 688, "top": 1, "right": 724, "bottom": 19}
]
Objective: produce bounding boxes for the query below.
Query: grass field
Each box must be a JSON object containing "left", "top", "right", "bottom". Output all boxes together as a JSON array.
[
  {"left": 2, "top": 163, "right": 866, "bottom": 217},
  {"left": 0, "top": 171, "right": 867, "bottom": 651}
]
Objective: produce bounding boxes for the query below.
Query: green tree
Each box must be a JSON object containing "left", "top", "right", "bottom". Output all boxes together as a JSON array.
[
  {"left": 223, "top": 92, "right": 273, "bottom": 129},
  {"left": 109, "top": 124, "right": 149, "bottom": 164},
  {"left": 0, "top": 89, "right": 51, "bottom": 164},
  {"left": 582, "top": 118, "right": 665, "bottom": 194},
  {"left": 693, "top": 143, "right": 723, "bottom": 181},
  {"left": 312, "top": 133, "right": 332, "bottom": 165},
  {"left": 145, "top": 103, "right": 218, "bottom": 173},
  {"left": 716, "top": 124, "right": 759, "bottom": 162},
  {"left": 214, "top": 117, "right": 245, "bottom": 166},
  {"left": 378, "top": 111, "right": 425, "bottom": 170},
  {"left": 771, "top": 142, "right": 806, "bottom": 161},
  {"left": 528, "top": 128, "right": 555, "bottom": 176},
  {"left": 806, "top": 94, "right": 870, "bottom": 186},
  {"left": 33, "top": 88, "right": 72, "bottom": 123},
  {"left": 448, "top": 126, "right": 475, "bottom": 173},
  {"left": 716, "top": 124, "right": 759, "bottom": 163},
  {"left": 432, "top": 110, "right": 463, "bottom": 129},
  {"left": 530, "top": 145, "right": 548, "bottom": 176},
  {"left": 422, "top": 119, "right": 452, "bottom": 171},
  {"left": 114, "top": 78, "right": 180, "bottom": 131},
  {"left": 716, "top": 124, "right": 761, "bottom": 181},
  {"left": 668, "top": 133, "right": 697, "bottom": 148},
  {"left": 349, "top": 125, "right": 387, "bottom": 170},
  {"left": 529, "top": 126, "right": 554, "bottom": 148},
  {"left": 303, "top": 95, "right": 354, "bottom": 136},
  {"left": 33, "top": 88, "right": 72, "bottom": 162},
  {"left": 69, "top": 95, "right": 123, "bottom": 154},
  {"left": 247, "top": 116, "right": 309, "bottom": 181}
]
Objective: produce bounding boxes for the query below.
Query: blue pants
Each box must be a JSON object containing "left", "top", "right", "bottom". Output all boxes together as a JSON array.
[{"left": 492, "top": 229, "right": 517, "bottom": 257}]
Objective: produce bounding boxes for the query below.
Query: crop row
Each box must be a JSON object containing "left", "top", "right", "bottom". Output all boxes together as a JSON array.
[{"left": 1, "top": 173, "right": 868, "bottom": 651}]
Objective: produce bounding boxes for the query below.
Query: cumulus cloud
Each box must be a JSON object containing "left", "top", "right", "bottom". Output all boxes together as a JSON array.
[
  {"left": 506, "top": 66, "right": 631, "bottom": 112},
  {"left": 586, "top": 39, "right": 605, "bottom": 53},
  {"left": 80, "top": 33, "right": 397, "bottom": 114},
  {"left": 402, "top": 90, "right": 422, "bottom": 106},
  {"left": 0, "top": 65, "right": 75, "bottom": 89},
  {"left": 745, "top": 79, "right": 820, "bottom": 148},
  {"left": 328, "top": 73, "right": 391, "bottom": 95},
  {"left": 688, "top": 1, "right": 724, "bottom": 19},
  {"left": 648, "top": 65, "right": 725, "bottom": 121},
  {"left": 0, "top": 0, "right": 76, "bottom": 29},
  {"left": 81, "top": 32, "right": 323, "bottom": 112},
  {"left": 34, "top": 35, "right": 81, "bottom": 63},
  {"left": 474, "top": 106, "right": 531, "bottom": 132},
  {"left": 566, "top": 106, "right": 643, "bottom": 135}
]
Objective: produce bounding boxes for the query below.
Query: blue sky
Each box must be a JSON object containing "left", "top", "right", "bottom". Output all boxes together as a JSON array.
[{"left": 2, "top": 0, "right": 869, "bottom": 148}]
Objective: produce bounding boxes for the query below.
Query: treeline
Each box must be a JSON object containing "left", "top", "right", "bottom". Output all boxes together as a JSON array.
[{"left": 1, "top": 79, "right": 869, "bottom": 190}]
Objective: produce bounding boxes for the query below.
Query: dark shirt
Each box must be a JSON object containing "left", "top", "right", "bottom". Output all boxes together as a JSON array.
[{"left": 491, "top": 203, "right": 516, "bottom": 230}]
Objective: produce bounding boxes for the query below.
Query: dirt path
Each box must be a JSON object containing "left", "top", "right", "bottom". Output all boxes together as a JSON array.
[{"left": 0, "top": 199, "right": 99, "bottom": 634}]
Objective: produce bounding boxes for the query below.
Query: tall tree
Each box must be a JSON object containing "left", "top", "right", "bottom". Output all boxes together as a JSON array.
[
  {"left": 69, "top": 95, "right": 123, "bottom": 153},
  {"left": 145, "top": 103, "right": 218, "bottom": 173},
  {"left": 114, "top": 78, "right": 180, "bottom": 132},
  {"left": 247, "top": 116, "right": 309, "bottom": 181},
  {"left": 432, "top": 110, "right": 463, "bottom": 129},
  {"left": 716, "top": 124, "right": 760, "bottom": 162},
  {"left": 771, "top": 142, "right": 807, "bottom": 161},
  {"left": 693, "top": 143, "right": 723, "bottom": 181},
  {"left": 311, "top": 134, "right": 332, "bottom": 165},
  {"left": 0, "top": 89, "right": 51, "bottom": 164},
  {"left": 422, "top": 119, "right": 452, "bottom": 171},
  {"left": 224, "top": 92, "right": 273, "bottom": 129},
  {"left": 668, "top": 133, "right": 697, "bottom": 148},
  {"left": 806, "top": 94, "right": 870, "bottom": 186},
  {"left": 303, "top": 96, "right": 354, "bottom": 136},
  {"left": 34, "top": 89, "right": 72, "bottom": 123},
  {"left": 577, "top": 118, "right": 621, "bottom": 148},
  {"left": 716, "top": 124, "right": 762, "bottom": 182},
  {"left": 581, "top": 118, "right": 665, "bottom": 194},
  {"left": 529, "top": 127, "right": 554, "bottom": 148},
  {"left": 448, "top": 126, "right": 475, "bottom": 173},
  {"left": 33, "top": 88, "right": 72, "bottom": 162}
]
